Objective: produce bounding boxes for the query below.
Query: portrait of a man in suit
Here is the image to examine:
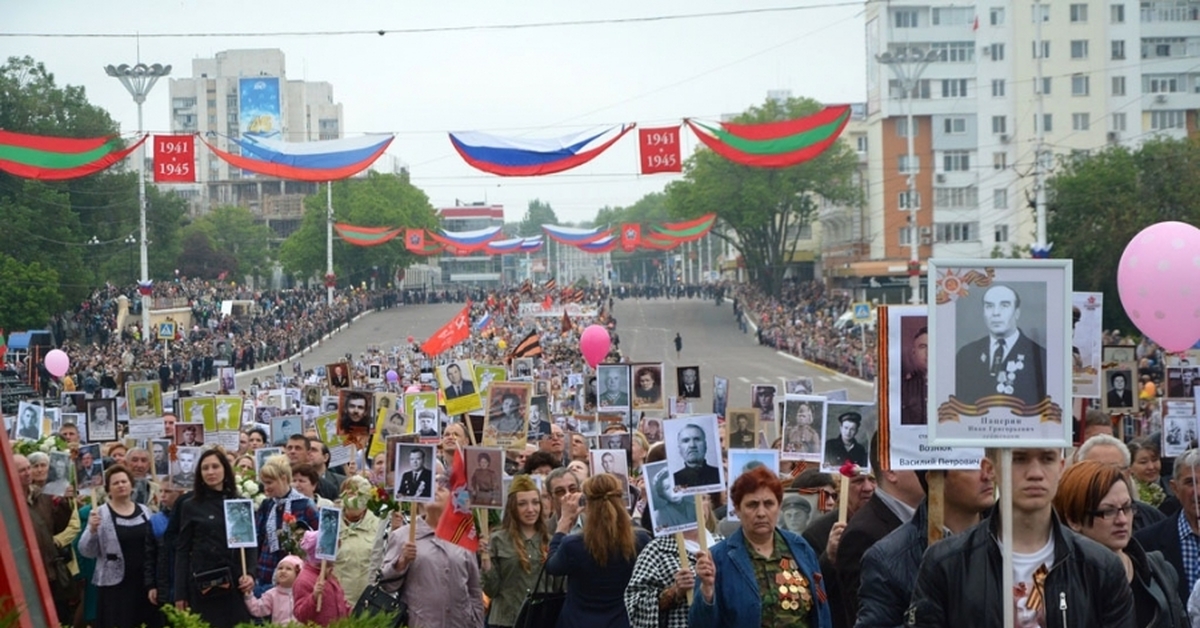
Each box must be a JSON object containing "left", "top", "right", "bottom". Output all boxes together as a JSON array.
[
  {"left": 900, "top": 325, "right": 929, "bottom": 425},
  {"left": 598, "top": 366, "right": 629, "bottom": 408},
  {"left": 954, "top": 284, "right": 1047, "bottom": 406},
  {"left": 1106, "top": 371, "right": 1134, "bottom": 409},
  {"left": 327, "top": 363, "right": 350, "bottom": 388},
  {"left": 442, "top": 363, "right": 475, "bottom": 400},
  {"left": 398, "top": 447, "right": 433, "bottom": 499}
]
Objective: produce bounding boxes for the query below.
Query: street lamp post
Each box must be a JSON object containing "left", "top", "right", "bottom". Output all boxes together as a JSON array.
[
  {"left": 104, "top": 62, "right": 171, "bottom": 341},
  {"left": 877, "top": 46, "right": 938, "bottom": 305},
  {"left": 124, "top": 233, "right": 137, "bottom": 282}
]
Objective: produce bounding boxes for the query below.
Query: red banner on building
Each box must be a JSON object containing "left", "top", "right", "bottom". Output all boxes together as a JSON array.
[
  {"left": 621, "top": 223, "right": 642, "bottom": 252},
  {"left": 152, "top": 135, "right": 195, "bottom": 183},
  {"left": 638, "top": 126, "right": 681, "bottom": 174}
]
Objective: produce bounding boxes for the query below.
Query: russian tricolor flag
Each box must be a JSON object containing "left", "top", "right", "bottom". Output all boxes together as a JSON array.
[
  {"left": 202, "top": 134, "right": 394, "bottom": 182},
  {"left": 475, "top": 311, "right": 493, "bottom": 331}
]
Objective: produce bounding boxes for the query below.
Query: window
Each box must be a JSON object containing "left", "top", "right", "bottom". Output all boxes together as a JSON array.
[
  {"left": 895, "top": 9, "right": 918, "bottom": 27},
  {"left": 1032, "top": 40, "right": 1051, "bottom": 59},
  {"left": 856, "top": 135, "right": 868, "bottom": 152},
  {"left": 1150, "top": 110, "right": 1186, "bottom": 130},
  {"left": 208, "top": 115, "right": 216, "bottom": 125},
  {"left": 1146, "top": 76, "right": 1180, "bottom": 92},
  {"left": 1036, "top": 114, "right": 1054, "bottom": 132},
  {"left": 896, "top": 118, "right": 919, "bottom": 137},
  {"left": 1112, "top": 75, "right": 1126, "bottom": 96},
  {"left": 992, "top": 115, "right": 1007, "bottom": 134},
  {"left": 1038, "top": 77, "right": 1053, "bottom": 95},
  {"left": 1070, "top": 3, "right": 1088, "bottom": 22},
  {"left": 990, "top": 43, "right": 1006, "bottom": 60},
  {"left": 1072, "top": 113, "right": 1091, "bottom": 130},
  {"left": 931, "top": 42, "right": 975, "bottom": 62},
  {"left": 1111, "top": 3, "right": 1125, "bottom": 23},
  {"left": 932, "top": 7, "right": 974, "bottom": 25},
  {"left": 944, "top": 117, "right": 967, "bottom": 134},
  {"left": 943, "top": 151, "right": 971, "bottom": 172},
  {"left": 206, "top": 98, "right": 216, "bottom": 109},
  {"left": 993, "top": 188, "right": 1009, "bottom": 209},
  {"left": 172, "top": 97, "right": 197, "bottom": 109},
  {"left": 992, "top": 79, "right": 1006, "bottom": 97},
  {"left": 1070, "top": 40, "right": 1089, "bottom": 59},
  {"left": 889, "top": 79, "right": 932, "bottom": 99},
  {"left": 899, "top": 191, "right": 921, "bottom": 209},
  {"left": 1112, "top": 112, "right": 1127, "bottom": 132},
  {"left": 899, "top": 155, "right": 921, "bottom": 173},
  {"left": 990, "top": 7, "right": 1006, "bottom": 24},
  {"left": 899, "top": 226, "right": 914, "bottom": 246},
  {"left": 995, "top": 224, "right": 1010, "bottom": 243},
  {"left": 1032, "top": 4, "right": 1050, "bottom": 21},
  {"left": 1071, "top": 74, "right": 1090, "bottom": 96},
  {"left": 993, "top": 152, "right": 1008, "bottom": 170},
  {"left": 936, "top": 222, "right": 977, "bottom": 242},
  {"left": 1111, "top": 40, "right": 1125, "bottom": 60},
  {"left": 1143, "top": 38, "right": 1184, "bottom": 59},
  {"left": 942, "top": 79, "right": 969, "bottom": 98},
  {"left": 935, "top": 187, "right": 978, "bottom": 209}
]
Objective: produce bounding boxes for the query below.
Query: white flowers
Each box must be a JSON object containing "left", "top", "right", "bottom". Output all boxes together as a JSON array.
[{"left": 239, "top": 479, "right": 265, "bottom": 506}]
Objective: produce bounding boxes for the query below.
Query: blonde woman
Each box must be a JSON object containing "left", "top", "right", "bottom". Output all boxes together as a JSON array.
[
  {"left": 481, "top": 475, "right": 552, "bottom": 627},
  {"left": 254, "top": 455, "right": 319, "bottom": 588},
  {"left": 546, "top": 473, "right": 651, "bottom": 627}
]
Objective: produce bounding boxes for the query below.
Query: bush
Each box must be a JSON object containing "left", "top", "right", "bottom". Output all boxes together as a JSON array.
[{"left": 161, "top": 603, "right": 405, "bottom": 628}]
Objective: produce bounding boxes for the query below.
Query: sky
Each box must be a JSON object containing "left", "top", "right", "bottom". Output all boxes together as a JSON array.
[{"left": 2, "top": 0, "right": 867, "bottom": 224}]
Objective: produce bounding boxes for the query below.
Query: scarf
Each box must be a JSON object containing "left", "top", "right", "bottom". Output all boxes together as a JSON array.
[{"left": 266, "top": 488, "right": 306, "bottom": 554}]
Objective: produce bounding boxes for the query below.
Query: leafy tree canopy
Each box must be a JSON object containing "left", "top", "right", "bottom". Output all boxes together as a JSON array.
[
  {"left": 0, "top": 254, "right": 61, "bottom": 332},
  {"left": 184, "top": 205, "right": 273, "bottom": 278},
  {"left": 518, "top": 199, "right": 559, "bottom": 237}
]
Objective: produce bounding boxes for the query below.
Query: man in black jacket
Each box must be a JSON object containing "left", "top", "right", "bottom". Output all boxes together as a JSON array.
[
  {"left": 907, "top": 448, "right": 1134, "bottom": 627},
  {"left": 1134, "top": 447, "right": 1200, "bottom": 603},
  {"left": 856, "top": 466, "right": 994, "bottom": 627}
]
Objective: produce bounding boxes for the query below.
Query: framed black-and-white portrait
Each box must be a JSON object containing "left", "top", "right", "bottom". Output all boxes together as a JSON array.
[
  {"left": 642, "top": 460, "right": 697, "bottom": 536},
  {"left": 781, "top": 395, "right": 824, "bottom": 462},
  {"left": 928, "top": 259, "right": 1073, "bottom": 447},
  {"left": 820, "top": 401, "right": 877, "bottom": 472},
  {"left": 1166, "top": 367, "right": 1200, "bottom": 399},
  {"left": 631, "top": 363, "right": 665, "bottom": 411},
  {"left": 465, "top": 446, "right": 504, "bottom": 509},
  {"left": 662, "top": 414, "right": 724, "bottom": 495},
  {"left": 751, "top": 385, "right": 777, "bottom": 423},
  {"left": 785, "top": 378, "right": 815, "bottom": 395},
  {"left": 75, "top": 443, "right": 103, "bottom": 489},
  {"left": 223, "top": 499, "right": 258, "bottom": 549},
  {"left": 726, "top": 408, "right": 760, "bottom": 450},
  {"left": 395, "top": 442, "right": 437, "bottom": 503},
  {"left": 1071, "top": 292, "right": 1103, "bottom": 398},
  {"left": 438, "top": 359, "right": 482, "bottom": 416},
  {"left": 13, "top": 401, "right": 44, "bottom": 441},
  {"left": 676, "top": 366, "right": 701, "bottom": 399},
  {"left": 483, "top": 381, "right": 531, "bottom": 450},
  {"left": 85, "top": 398, "right": 118, "bottom": 443},
  {"left": 316, "top": 507, "right": 342, "bottom": 561},
  {"left": 1104, "top": 368, "right": 1136, "bottom": 412},
  {"left": 596, "top": 364, "right": 631, "bottom": 412}
]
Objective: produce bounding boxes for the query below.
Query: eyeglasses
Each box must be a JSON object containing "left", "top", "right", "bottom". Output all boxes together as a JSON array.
[{"left": 1089, "top": 504, "right": 1133, "bottom": 521}]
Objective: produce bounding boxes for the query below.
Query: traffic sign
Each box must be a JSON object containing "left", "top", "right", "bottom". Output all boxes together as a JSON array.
[
  {"left": 852, "top": 302, "right": 871, "bottom": 323},
  {"left": 157, "top": 321, "right": 176, "bottom": 341}
]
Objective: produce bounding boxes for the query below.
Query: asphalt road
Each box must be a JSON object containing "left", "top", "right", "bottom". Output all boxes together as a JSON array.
[{"left": 195, "top": 298, "right": 875, "bottom": 407}]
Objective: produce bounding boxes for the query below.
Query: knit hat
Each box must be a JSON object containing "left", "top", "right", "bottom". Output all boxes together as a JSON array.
[{"left": 278, "top": 555, "right": 304, "bottom": 573}]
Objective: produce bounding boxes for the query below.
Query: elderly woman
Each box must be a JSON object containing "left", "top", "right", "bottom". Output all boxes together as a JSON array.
[
  {"left": 691, "top": 466, "right": 831, "bottom": 627},
  {"left": 334, "top": 476, "right": 387, "bottom": 608},
  {"left": 1054, "top": 460, "right": 1187, "bottom": 628},
  {"left": 481, "top": 474, "right": 553, "bottom": 627},
  {"left": 625, "top": 495, "right": 722, "bottom": 628},
  {"left": 27, "top": 452, "right": 50, "bottom": 490}
]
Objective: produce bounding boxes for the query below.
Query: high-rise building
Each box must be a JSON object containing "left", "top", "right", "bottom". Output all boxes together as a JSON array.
[
  {"left": 438, "top": 204, "right": 506, "bottom": 285},
  {"left": 856, "top": 0, "right": 1199, "bottom": 301},
  {"left": 167, "top": 49, "right": 345, "bottom": 239}
]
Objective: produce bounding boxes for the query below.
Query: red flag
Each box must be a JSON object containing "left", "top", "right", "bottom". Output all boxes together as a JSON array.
[
  {"left": 153, "top": 135, "right": 195, "bottom": 183},
  {"left": 419, "top": 303, "right": 471, "bottom": 356},
  {"left": 435, "top": 448, "right": 479, "bottom": 553},
  {"left": 541, "top": 293, "right": 553, "bottom": 311},
  {"left": 620, "top": 223, "right": 642, "bottom": 252},
  {"left": 638, "top": 126, "right": 682, "bottom": 174},
  {"left": 405, "top": 229, "right": 425, "bottom": 252},
  {"left": 561, "top": 310, "right": 572, "bottom": 333},
  {"left": 972, "top": 15, "right": 979, "bottom": 30}
]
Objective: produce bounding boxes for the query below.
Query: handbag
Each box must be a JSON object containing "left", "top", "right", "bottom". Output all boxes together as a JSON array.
[
  {"left": 192, "top": 567, "right": 232, "bottom": 598},
  {"left": 512, "top": 561, "right": 566, "bottom": 628},
  {"left": 352, "top": 571, "right": 408, "bottom": 628}
]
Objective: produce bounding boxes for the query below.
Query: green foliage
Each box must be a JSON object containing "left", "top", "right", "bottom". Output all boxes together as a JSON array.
[
  {"left": 0, "top": 254, "right": 61, "bottom": 331},
  {"left": 1046, "top": 137, "right": 1200, "bottom": 331},
  {"left": 0, "top": 596, "right": 20, "bottom": 628},
  {"left": 177, "top": 231, "right": 238, "bottom": 280},
  {"left": 185, "top": 205, "right": 274, "bottom": 278},
  {"left": 279, "top": 172, "right": 439, "bottom": 286},
  {"left": 162, "top": 601, "right": 406, "bottom": 628},
  {"left": 519, "top": 199, "right": 559, "bottom": 237},
  {"left": 594, "top": 192, "right": 673, "bottom": 279},
  {"left": 0, "top": 56, "right": 118, "bottom": 137},
  {"left": 663, "top": 95, "right": 862, "bottom": 296}
]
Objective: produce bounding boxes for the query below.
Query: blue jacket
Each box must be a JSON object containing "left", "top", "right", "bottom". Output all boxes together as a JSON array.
[{"left": 689, "top": 527, "right": 832, "bottom": 628}]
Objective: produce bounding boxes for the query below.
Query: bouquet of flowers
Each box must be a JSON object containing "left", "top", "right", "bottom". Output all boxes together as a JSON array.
[
  {"left": 13, "top": 434, "right": 67, "bottom": 456},
  {"left": 366, "top": 485, "right": 399, "bottom": 520},
  {"left": 236, "top": 467, "right": 265, "bottom": 507},
  {"left": 278, "top": 512, "right": 307, "bottom": 560}
]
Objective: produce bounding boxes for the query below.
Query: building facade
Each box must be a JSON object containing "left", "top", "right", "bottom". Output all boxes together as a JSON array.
[
  {"left": 437, "top": 204, "right": 506, "bottom": 286},
  {"left": 858, "top": 0, "right": 1200, "bottom": 299}
]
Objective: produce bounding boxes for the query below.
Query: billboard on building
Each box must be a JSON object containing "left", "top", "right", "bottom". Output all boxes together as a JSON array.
[{"left": 238, "top": 77, "right": 281, "bottom": 140}]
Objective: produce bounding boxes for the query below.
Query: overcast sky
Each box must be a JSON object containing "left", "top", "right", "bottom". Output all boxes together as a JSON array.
[{"left": 3, "top": 0, "right": 866, "bottom": 223}]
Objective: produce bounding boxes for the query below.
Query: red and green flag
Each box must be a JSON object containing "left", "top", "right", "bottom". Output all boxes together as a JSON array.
[
  {"left": 650, "top": 213, "right": 716, "bottom": 243},
  {"left": 0, "top": 130, "right": 148, "bottom": 180},
  {"left": 684, "top": 105, "right": 851, "bottom": 169},
  {"left": 333, "top": 223, "right": 403, "bottom": 247}
]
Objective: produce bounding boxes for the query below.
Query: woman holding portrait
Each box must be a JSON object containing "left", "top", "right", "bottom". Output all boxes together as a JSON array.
[{"left": 481, "top": 474, "right": 553, "bottom": 627}]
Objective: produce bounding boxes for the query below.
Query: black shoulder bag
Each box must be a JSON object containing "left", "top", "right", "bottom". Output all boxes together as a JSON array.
[
  {"left": 512, "top": 561, "right": 566, "bottom": 628},
  {"left": 352, "top": 570, "right": 409, "bottom": 628}
]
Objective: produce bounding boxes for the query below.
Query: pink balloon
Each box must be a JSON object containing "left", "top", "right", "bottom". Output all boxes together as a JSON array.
[
  {"left": 579, "top": 325, "right": 611, "bottom": 368},
  {"left": 44, "top": 349, "right": 70, "bottom": 378},
  {"left": 1117, "top": 221, "right": 1200, "bottom": 352}
]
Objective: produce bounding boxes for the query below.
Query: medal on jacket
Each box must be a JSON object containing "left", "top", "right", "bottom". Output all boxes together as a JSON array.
[{"left": 775, "top": 558, "right": 813, "bottom": 613}]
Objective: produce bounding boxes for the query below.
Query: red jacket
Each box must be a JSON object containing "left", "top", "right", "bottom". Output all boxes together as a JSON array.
[{"left": 293, "top": 562, "right": 349, "bottom": 626}]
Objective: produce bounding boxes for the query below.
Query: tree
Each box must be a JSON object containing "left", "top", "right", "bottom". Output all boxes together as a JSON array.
[
  {"left": 185, "top": 205, "right": 273, "bottom": 278},
  {"left": 1046, "top": 137, "right": 1200, "bottom": 331},
  {"left": 0, "top": 255, "right": 61, "bottom": 332},
  {"left": 594, "top": 192, "right": 673, "bottom": 283},
  {"left": 176, "top": 231, "right": 238, "bottom": 280},
  {"left": 279, "top": 171, "right": 439, "bottom": 286},
  {"left": 519, "top": 199, "right": 559, "bottom": 237},
  {"left": 663, "top": 96, "right": 862, "bottom": 296}
]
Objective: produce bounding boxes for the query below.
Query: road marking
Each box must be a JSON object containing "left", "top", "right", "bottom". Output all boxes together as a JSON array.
[
  {"left": 818, "top": 375, "right": 832, "bottom": 382},
  {"left": 738, "top": 377, "right": 751, "bottom": 384},
  {"left": 773, "top": 351, "right": 872, "bottom": 389}
]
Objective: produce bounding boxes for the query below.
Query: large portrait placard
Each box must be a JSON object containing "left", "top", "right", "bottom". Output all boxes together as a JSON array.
[
  {"left": 1071, "top": 292, "right": 1103, "bottom": 398},
  {"left": 878, "top": 305, "right": 983, "bottom": 470},
  {"left": 928, "top": 259, "right": 1072, "bottom": 447}
]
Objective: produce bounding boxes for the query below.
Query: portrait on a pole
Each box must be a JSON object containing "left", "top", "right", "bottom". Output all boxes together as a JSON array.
[
  {"left": 928, "top": 259, "right": 1072, "bottom": 447},
  {"left": 1071, "top": 292, "right": 1103, "bottom": 399}
]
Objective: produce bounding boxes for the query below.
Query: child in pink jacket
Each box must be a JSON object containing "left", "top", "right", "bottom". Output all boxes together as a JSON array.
[
  {"left": 244, "top": 555, "right": 301, "bottom": 624},
  {"left": 293, "top": 530, "right": 350, "bottom": 625}
]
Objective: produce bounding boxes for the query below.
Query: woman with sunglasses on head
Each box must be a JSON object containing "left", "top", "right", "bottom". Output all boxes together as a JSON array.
[{"left": 1053, "top": 460, "right": 1187, "bottom": 628}]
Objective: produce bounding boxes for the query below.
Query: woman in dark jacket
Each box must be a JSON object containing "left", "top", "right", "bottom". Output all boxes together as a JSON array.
[
  {"left": 1054, "top": 460, "right": 1187, "bottom": 628},
  {"left": 172, "top": 450, "right": 257, "bottom": 628}
]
